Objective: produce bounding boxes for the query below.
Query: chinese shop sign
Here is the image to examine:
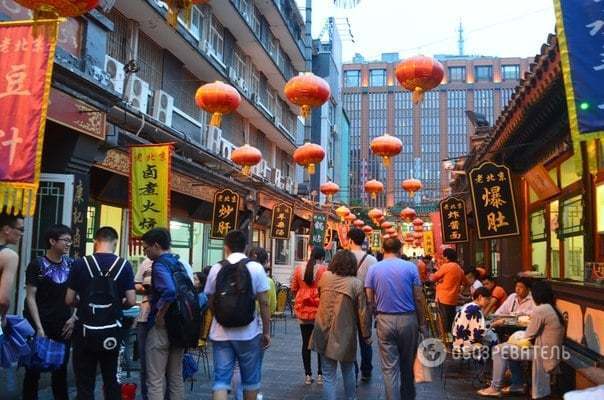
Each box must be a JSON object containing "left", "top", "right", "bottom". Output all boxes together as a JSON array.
[
  {"left": 211, "top": 189, "right": 240, "bottom": 239},
  {"left": 270, "top": 202, "right": 293, "bottom": 240},
  {"left": 423, "top": 231, "right": 435, "bottom": 256},
  {"left": 0, "top": 20, "right": 59, "bottom": 216},
  {"left": 129, "top": 144, "right": 172, "bottom": 242},
  {"left": 311, "top": 213, "right": 327, "bottom": 247},
  {"left": 370, "top": 230, "right": 381, "bottom": 253},
  {"left": 439, "top": 197, "right": 469, "bottom": 244},
  {"left": 469, "top": 162, "right": 519, "bottom": 239},
  {"left": 555, "top": 0, "right": 604, "bottom": 142},
  {"left": 71, "top": 173, "right": 89, "bottom": 259}
]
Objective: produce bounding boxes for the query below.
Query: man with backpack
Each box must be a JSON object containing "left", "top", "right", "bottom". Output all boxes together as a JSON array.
[
  {"left": 204, "top": 230, "right": 271, "bottom": 400},
  {"left": 65, "top": 227, "right": 136, "bottom": 400},
  {"left": 142, "top": 228, "right": 201, "bottom": 400}
]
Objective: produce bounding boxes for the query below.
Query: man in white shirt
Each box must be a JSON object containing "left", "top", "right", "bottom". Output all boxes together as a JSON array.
[
  {"left": 465, "top": 268, "right": 483, "bottom": 296},
  {"left": 494, "top": 277, "right": 536, "bottom": 317},
  {"left": 204, "top": 230, "right": 271, "bottom": 400}
]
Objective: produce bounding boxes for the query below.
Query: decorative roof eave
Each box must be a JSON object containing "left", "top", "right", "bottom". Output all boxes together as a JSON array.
[{"left": 477, "top": 34, "right": 561, "bottom": 161}]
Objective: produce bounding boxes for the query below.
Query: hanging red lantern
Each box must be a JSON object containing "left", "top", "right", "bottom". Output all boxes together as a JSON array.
[
  {"left": 404, "top": 233, "right": 414, "bottom": 244},
  {"left": 386, "top": 227, "right": 397, "bottom": 235},
  {"left": 402, "top": 178, "right": 423, "bottom": 198},
  {"left": 370, "top": 134, "right": 402, "bottom": 167},
  {"left": 412, "top": 218, "right": 424, "bottom": 227},
  {"left": 414, "top": 239, "right": 423, "bottom": 247},
  {"left": 395, "top": 55, "right": 444, "bottom": 104},
  {"left": 353, "top": 219, "right": 365, "bottom": 228},
  {"left": 284, "top": 72, "right": 331, "bottom": 119},
  {"left": 381, "top": 221, "right": 393, "bottom": 230},
  {"left": 362, "top": 225, "right": 373, "bottom": 235},
  {"left": 320, "top": 181, "right": 340, "bottom": 203},
  {"left": 413, "top": 232, "right": 423, "bottom": 240},
  {"left": 368, "top": 208, "right": 383, "bottom": 223},
  {"left": 345, "top": 213, "right": 357, "bottom": 224},
  {"left": 230, "top": 144, "right": 262, "bottom": 176},
  {"left": 414, "top": 225, "right": 424, "bottom": 233},
  {"left": 400, "top": 207, "right": 416, "bottom": 222},
  {"left": 15, "top": 0, "right": 98, "bottom": 18},
  {"left": 335, "top": 206, "right": 351, "bottom": 222},
  {"left": 364, "top": 179, "right": 384, "bottom": 200},
  {"left": 195, "top": 81, "right": 241, "bottom": 128},
  {"left": 293, "top": 142, "right": 325, "bottom": 175}
]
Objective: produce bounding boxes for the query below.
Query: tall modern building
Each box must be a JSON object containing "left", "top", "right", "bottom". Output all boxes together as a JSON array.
[{"left": 342, "top": 53, "right": 531, "bottom": 210}]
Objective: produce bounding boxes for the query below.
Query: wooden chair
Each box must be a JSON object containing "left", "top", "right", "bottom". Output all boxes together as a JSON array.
[{"left": 271, "top": 287, "right": 289, "bottom": 336}]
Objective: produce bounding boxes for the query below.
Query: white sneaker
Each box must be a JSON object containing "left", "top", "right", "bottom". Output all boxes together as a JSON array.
[
  {"left": 304, "top": 375, "right": 312, "bottom": 385},
  {"left": 316, "top": 374, "right": 324, "bottom": 385}
]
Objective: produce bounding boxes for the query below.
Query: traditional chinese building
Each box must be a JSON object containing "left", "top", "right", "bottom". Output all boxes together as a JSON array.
[{"left": 450, "top": 34, "right": 604, "bottom": 390}]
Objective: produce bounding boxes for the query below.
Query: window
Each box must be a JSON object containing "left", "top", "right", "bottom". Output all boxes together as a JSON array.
[
  {"left": 209, "top": 16, "right": 224, "bottom": 61},
  {"left": 274, "top": 239, "right": 289, "bottom": 265},
  {"left": 448, "top": 66, "right": 466, "bottom": 82},
  {"left": 530, "top": 210, "right": 547, "bottom": 276},
  {"left": 474, "top": 65, "right": 493, "bottom": 82},
  {"left": 344, "top": 70, "right": 361, "bottom": 87},
  {"left": 550, "top": 200, "right": 561, "bottom": 278},
  {"left": 560, "top": 196, "right": 584, "bottom": 281},
  {"left": 369, "top": 69, "right": 386, "bottom": 87},
  {"left": 560, "top": 153, "right": 581, "bottom": 187},
  {"left": 502, "top": 64, "right": 520, "bottom": 81}
]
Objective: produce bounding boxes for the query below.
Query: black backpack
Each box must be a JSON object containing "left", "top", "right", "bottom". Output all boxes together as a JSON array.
[
  {"left": 79, "top": 255, "right": 126, "bottom": 352},
  {"left": 160, "top": 255, "right": 201, "bottom": 348},
  {"left": 213, "top": 258, "right": 256, "bottom": 328}
]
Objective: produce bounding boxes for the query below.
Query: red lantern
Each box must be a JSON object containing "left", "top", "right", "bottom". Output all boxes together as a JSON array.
[
  {"left": 15, "top": 0, "right": 98, "bottom": 18},
  {"left": 364, "top": 179, "right": 384, "bottom": 200},
  {"left": 413, "top": 218, "right": 424, "bottom": 227},
  {"left": 293, "top": 142, "right": 325, "bottom": 175},
  {"left": 320, "top": 181, "right": 340, "bottom": 202},
  {"left": 413, "top": 232, "right": 423, "bottom": 240},
  {"left": 370, "top": 134, "right": 402, "bottom": 167},
  {"left": 414, "top": 225, "right": 424, "bottom": 233},
  {"left": 395, "top": 55, "right": 444, "bottom": 104},
  {"left": 345, "top": 213, "right": 357, "bottom": 224},
  {"left": 335, "top": 206, "right": 350, "bottom": 222},
  {"left": 362, "top": 225, "right": 373, "bottom": 235},
  {"left": 284, "top": 72, "right": 331, "bottom": 119},
  {"left": 368, "top": 208, "right": 383, "bottom": 223},
  {"left": 386, "top": 227, "right": 397, "bottom": 235},
  {"left": 195, "top": 81, "right": 241, "bottom": 127},
  {"left": 353, "top": 219, "right": 365, "bottom": 228},
  {"left": 404, "top": 233, "right": 414, "bottom": 244},
  {"left": 402, "top": 178, "right": 423, "bottom": 198},
  {"left": 381, "top": 221, "right": 393, "bottom": 230},
  {"left": 414, "top": 239, "right": 423, "bottom": 247},
  {"left": 230, "top": 144, "right": 262, "bottom": 176},
  {"left": 400, "top": 207, "right": 416, "bottom": 222}
]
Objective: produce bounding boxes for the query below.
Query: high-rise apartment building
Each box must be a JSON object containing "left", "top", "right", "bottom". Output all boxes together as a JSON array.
[{"left": 342, "top": 53, "right": 531, "bottom": 210}]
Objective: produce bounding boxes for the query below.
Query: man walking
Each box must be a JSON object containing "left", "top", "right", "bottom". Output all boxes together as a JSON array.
[
  {"left": 429, "top": 248, "right": 465, "bottom": 333},
  {"left": 0, "top": 212, "right": 23, "bottom": 323},
  {"left": 66, "top": 227, "right": 136, "bottom": 400},
  {"left": 365, "top": 237, "right": 426, "bottom": 400},
  {"left": 204, "top": 230, "right": 271, "bottom": 400},
  {"left": 348, "top": 227, "right": 376, "bottom": 382},
  {"left": 142, "top": 228, "right": 199, "bottom": 400}
]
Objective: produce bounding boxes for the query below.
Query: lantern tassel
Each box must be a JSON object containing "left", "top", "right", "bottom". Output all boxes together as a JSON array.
[
  {"left": 210, "top": 112, "right": 223, "bottom": 127},
  {"left": 166, "top": 0, "right": 179, "bottom": 27},
  {"left": 308, "top": 163, "right": 316, "bottom": 175},
  {"left": 383, "top": 156, "right": 391, "bottom": 167},
  {"left": 242, "top": 165, "right": 251, "bottom": 176},
  {"left": 371, "top": 193, "right": 377, "bottom": 200},
  {"left": 301, "top": 105, "right": 311, "bottom": 119},
  {"left": 409, "top": 192, "right": 416, "bottom": 198},
  {"left": 412, "top": 87, "right": 425, "bottom": 104}
]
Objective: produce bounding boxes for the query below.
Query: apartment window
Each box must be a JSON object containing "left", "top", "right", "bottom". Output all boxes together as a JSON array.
[
  {"left": 474, "top": 65, "right": 493, "bottom": 82},
  {"left": 369, "top": 69, "right": 386, "bottom": 87},
  {"left": 448, "top": 66, "right": 466, "bottom": 82},
  {"left": 209, "top": 16, "right": 224, "bottom": 61},
  {"left": 344, "top": 70, "right": 361, "bottom": 87},
  {"left": 502, "top": 64, "right": 520, "bottom": 81},
  {"left": 232, "top": 48, "right": 246, "bottom": 81},
  {"left": 530, "top": 209, "right": 547, "bottom": 276}
]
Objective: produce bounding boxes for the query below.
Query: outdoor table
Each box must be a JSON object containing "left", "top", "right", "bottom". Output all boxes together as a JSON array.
[{"left": 488, "top": 315, "right": 529, "bottom": 342}]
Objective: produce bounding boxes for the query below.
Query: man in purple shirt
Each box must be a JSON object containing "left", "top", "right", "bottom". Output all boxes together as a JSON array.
[{"left": 365, "top": 237, "right": 426, "bottom": 400}]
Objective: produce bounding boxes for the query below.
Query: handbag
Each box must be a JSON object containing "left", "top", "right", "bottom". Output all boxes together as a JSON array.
[
  {"left": 20, "top": 336, "right": 66, "bottom": 371},
  {"left": 0, "top": 315, "right": 34, "bottom": 368}
]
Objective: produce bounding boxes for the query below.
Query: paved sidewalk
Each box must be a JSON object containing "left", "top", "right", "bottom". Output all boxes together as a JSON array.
[{"left": 7, "top": 318, "right": 501, "bottom": 399}]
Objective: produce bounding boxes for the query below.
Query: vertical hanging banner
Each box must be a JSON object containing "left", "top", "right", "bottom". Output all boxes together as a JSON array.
[
  {"left": 423, "top": 231, "right": 435, "bottom": 256},
  {"left": 311, "top": 213, "right": 327, "bottom": 247},
  {"left": 439, "top": 197, "right": 469, "bottom": 244},
  {"left": 554, "top": 0, "right": 604, "bottom": 143},
  {"left": 270, "top": 202, "right": 293, "bottom": 240},
  {"left": 211, "top": 188, "right": 240, "bottom": 239},
  {"left": 129, "top": 144, "right": 172, "bottom": 243},
  {"left": 469, "top": 162, "right": 519, "bottom": 239},
  {"left": 0, "top": 20, "right": 59, "bottom": 216}
]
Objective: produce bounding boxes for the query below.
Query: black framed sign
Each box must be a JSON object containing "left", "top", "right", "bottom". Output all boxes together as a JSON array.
[
  {"left": 270, "top": 202, "right": 293, "bottom": 239},
  {"left": 311, "top": 213, "right": 328, "bottom": 247},
  {"left": 469, "top": 161, "right": 520, "bottom": 239},
  {"left": 211, "top": 189, "right": 240, "bottom": 239},
  {"left": 439, "top": 197, "right": 469, "bottom": 244}
]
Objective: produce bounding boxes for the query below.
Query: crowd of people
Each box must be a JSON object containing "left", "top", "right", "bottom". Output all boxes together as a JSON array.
[{"left": 0, "top": 211, "right": 567, "bottom": 400}]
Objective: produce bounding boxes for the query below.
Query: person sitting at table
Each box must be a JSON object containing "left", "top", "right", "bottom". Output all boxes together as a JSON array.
[
  {"left": 477, "top": 281, "right": 565, "bottom": 398},
  {"left": 482, "top": 276, "right": 507, "bottom": 315},
  {"left": 493, "top": 277, "right": 535, "bottom": 320},
  {"left": 452, "top": 287, "right": 498, "bottom": 353},
  {"left": 465, "top": 268, "right": 483, "bottom": 296}
]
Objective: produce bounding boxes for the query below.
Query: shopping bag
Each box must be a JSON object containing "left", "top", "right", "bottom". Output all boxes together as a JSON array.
[
  {"left": 0, "top": 316, "right": 34, "bottom": 368},
  {"left": 414, "top": 353, "right": 433, "bottom": 383},
  {"left": 20, "top": 336, "right": 66, "bottom": 371},
  {"left": 182, "top": 353, "right": 198, "bottom": 381}
]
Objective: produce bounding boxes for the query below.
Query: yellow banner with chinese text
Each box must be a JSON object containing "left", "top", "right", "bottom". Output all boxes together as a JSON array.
[
  {"left": 129, "top": 144, "right": 172, "bottom": 241},
  {"left": 423, "top": 231, "right": 434, "bottom": 256}
]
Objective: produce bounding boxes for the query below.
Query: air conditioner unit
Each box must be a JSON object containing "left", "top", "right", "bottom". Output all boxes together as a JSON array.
[
  {"left": 104, "top": 55, "right": 125, "bottom": 94},
  {"left": 125, "top": 75, "right": 149, "bottom": 113},
  {"left": 152, "top": 90, "right": 174, "bottom": 127},
  {"left": 203, "top": 125, "right": 222, "bottom": 154}
]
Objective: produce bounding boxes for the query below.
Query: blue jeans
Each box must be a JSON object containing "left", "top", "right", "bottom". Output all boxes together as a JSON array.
[
  {"left": 137, "top": 322, "right": 149, "bottom": 400},
  {"left": 212, "top": 335, "right": 264, "bottom": 392},
  {"left": 322, "top": 356, "right": 356, "bottom": 400},
  {"left": 358, "top": 326, "right": 373, "bottom": 377}
]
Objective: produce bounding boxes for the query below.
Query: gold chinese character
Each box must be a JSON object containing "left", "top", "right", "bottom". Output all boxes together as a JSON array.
[
  {"left": 444, "top": 204, "right": 450, "bottom": 210},
  {"left": 498, "top": 171, "right": 506, "bottom": 182},
  {"left": 450, "top": 231, "right": 462, "bottom": 240},
  {"left": 486, "top": 211, "right": 509, "bottom": 232},
  {"left": 218, "top": 204, "right": 234, "bottom": 218},
  {"left": 217, "top": 195, "right": 223, "bottom": 202},
  {"left": 278, "top": 212, "right": 286, "bottom": 220},
  {"left": 448, "top": 211, "right": 460, "bottom": 219},
  {"left": 218, "top": 221, "right": 231, "bottom": 236},
  {"left": 457, "top": 202, "right": 462, "bottom": 209},
  {"left": 486, "top": 173, "right": 495, "bottom": 182},
  {"left": 276, "top": 221, "right": 285, "bottom": 229},
  {"left": 0, "top": 65, "right": 31, "bottom": 100},
  {"left": 482, "top": 186, "right": 507, "bottom": 208},
  {"left": 0, "top": 127, "right": 23, "bottom": 166},
  {"left": 449, "top": 220, "right": 460, "bottom": 230},
  {"left": 475, "top": 174, "right": 484, "bottom": 184}
]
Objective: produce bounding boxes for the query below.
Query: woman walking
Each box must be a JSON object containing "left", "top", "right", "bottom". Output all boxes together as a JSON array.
[
  {"left": 291, "top": 246, "right": 327, "bottom": 384},
  {"left": 310, "top": 250, "right": 370, "bottom": 400}
]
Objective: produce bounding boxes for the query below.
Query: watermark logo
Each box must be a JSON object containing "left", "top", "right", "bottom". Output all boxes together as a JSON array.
[{"left": 418, "top": 338, "right": 447, "bottom": 367}]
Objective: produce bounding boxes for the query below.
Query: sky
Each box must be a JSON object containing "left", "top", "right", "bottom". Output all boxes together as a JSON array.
[{"left": 295, "top": 0, "right": 556, "bottom": 62}]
